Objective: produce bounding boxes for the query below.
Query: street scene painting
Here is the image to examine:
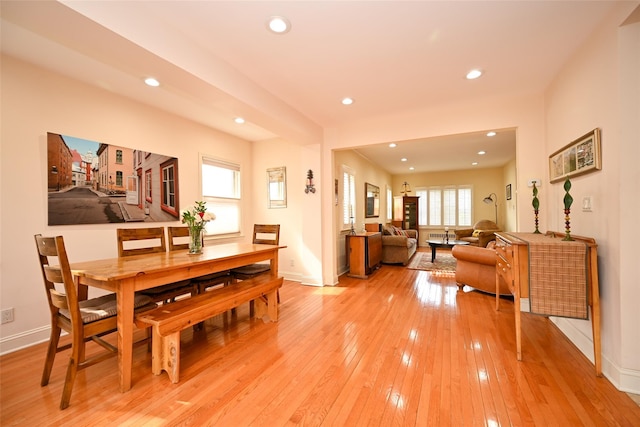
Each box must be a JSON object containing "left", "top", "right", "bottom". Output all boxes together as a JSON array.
[{"left": 47, "top": 132, "right": 180, "bottom": 225}]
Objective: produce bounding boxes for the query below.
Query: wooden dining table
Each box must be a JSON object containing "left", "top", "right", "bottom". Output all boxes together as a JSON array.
[{"left": 70, "top": 242, "right": 283, "bottom": 392}]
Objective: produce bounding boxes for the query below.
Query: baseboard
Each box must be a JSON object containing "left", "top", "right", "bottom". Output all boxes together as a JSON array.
[
  {"left": 552, "top": 317, "right": 640, "bottom": 394},
  {"left": 0, "top": 325, "right": 54, "bottom": 356}
]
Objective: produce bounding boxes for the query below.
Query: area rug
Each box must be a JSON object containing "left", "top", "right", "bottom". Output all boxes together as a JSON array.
[{"left": 406, "top": 251, "right": 457, "bottom": 275}]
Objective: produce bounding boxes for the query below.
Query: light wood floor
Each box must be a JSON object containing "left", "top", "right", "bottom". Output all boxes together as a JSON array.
[{"left": 2, "top": 252, "right": 640, "bottom": 426}]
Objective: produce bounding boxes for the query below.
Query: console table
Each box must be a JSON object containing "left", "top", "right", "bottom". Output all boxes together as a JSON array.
[
  {"left": 346, "top": 232, "right": 382, "bottom": 279},
  {"left": 494, "top": 231, "right": 601, "bottom": 376}
]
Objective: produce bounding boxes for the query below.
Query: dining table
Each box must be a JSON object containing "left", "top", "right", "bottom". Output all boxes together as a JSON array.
[{"left": 70, "top": 242, "right": 283, "bottom": 392}]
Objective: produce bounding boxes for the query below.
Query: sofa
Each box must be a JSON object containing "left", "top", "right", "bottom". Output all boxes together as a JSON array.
[
  {"left": 380, "top": 225, "right": 418, "bottom": 265},
  {"left": 451, "top": 242, "right": 510, "bottom": 295},
  {"left": 454, "top": 219, "right": 500, "bottom": 247}
]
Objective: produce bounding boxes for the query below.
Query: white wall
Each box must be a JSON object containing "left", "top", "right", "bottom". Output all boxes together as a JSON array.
[
  {"left": 0, "top": 55, "right": 320, "bottom": 353},
  {"left": 543, "top": 4, "right": 639, "bottom": 393}
]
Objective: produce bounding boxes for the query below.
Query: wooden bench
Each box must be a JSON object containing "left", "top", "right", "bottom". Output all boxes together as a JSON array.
[{"left": 135, "top": 275, "right": 283, "bottom": 383}]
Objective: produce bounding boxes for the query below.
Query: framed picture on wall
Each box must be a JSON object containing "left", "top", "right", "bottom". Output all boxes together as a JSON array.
[{"left": 549, "top": 128, "right": 601, "bottom": 183}]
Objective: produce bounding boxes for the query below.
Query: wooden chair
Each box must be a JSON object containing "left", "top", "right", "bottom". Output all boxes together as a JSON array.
[
  {"left": 117, "top": 227, "right": 197, "bottom": 303},
  {"left": 167, "top": 226, "right": 231, "bottom": 293},
  {"left": 35, "top": 234, "right": 156, "bottom": 409},
  {"left": 230, "top": 224, "right": 280, "bottom": 280}
]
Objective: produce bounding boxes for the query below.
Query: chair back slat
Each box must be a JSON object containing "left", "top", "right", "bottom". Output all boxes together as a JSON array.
[
  {"left": 49, "top": 288, "right": 69, "bottom": 310},
  {"left": 253, "top": 224, "right": 280, "bottom": 245},
  {"left": 34, "top": 235, "right": 80, "bottom": 326},
  {"left": 167, "top": 226, "right": 190, "bottom": 251},
  {"left": 117, "top": 227, "right": 167, "bottom": 257}
]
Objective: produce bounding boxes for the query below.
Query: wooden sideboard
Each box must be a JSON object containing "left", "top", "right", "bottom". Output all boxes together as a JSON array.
[
  {"left": 346, "top": 232, "right": 382, "bottom": 279},
  {"left": 494, "top": 231, "right": 601, "bottom": 376}
]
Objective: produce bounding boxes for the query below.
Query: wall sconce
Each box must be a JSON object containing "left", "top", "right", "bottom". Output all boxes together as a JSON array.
[
  {"left": 483, "top": 192, "right": 498, "bottom": 223},
  {"left": 305, "top": 169, "right": 316, "bottom": 194}
]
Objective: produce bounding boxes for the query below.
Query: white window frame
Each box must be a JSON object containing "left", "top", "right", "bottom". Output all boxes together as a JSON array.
[
  {"left": 342, "top": 165, "right": 356, "bottom": 229},
  {"left": 416, "top": 185, "right": 472, "bottom": 227},
  {"left": 200, "top": 154, "right": 242, "bottom": 236}
]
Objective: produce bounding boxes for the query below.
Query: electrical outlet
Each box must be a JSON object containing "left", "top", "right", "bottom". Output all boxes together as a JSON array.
[
  {"left": 527, "top": 179, "right": 541, "bottom": 188},
  {"left": 1, "top": 308, "right": 14, "bottom": 324}
]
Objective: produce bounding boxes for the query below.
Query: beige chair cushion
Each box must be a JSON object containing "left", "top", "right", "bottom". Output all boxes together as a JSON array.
[{"left": 60, "top": 294, "right": 155, "bottom": 324}]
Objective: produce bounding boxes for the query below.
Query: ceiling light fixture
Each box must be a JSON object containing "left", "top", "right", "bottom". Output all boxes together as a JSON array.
[
  {"left": 487, "top": 131, "right": 496, "bottom": 137},
  {"left": 472, "top": 162, "right": 478, "bottom": 166},
  {"left": 409, "top": 166, "right": 415, "bottom": 171},
  {"left": 401, "top": 158, "right": 407, "bottom": 162},
  {"left": 234, "top": 117, "right": 245, "bottom": 124},
  {"left": 466, "top": 69, "right": 483, "bottom": 80},
  {"left": 341, "top": 97, "right": 354, "bottom": 105},
  {"left": 478, "top": 151, "right": 486, "bottom": 155},
  {"left": 389, "top": 143, "right": 397, "bottom": 148},
  {"left": 144, "top": 77, "right": 160, "bottom": 87},
  {"left": 267, "top": 16, "right": 291, "bottom": 34}
]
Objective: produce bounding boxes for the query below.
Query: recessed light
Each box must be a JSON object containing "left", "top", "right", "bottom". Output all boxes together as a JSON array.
[
  {"left": 487, "top": 131, "right": 496, "bottom": 137},
  {"left": 466, "top": 69, "right": 483, "bottom": 80},
  {"left": 478, "top": 151, "right": 486, "bottom": 155},
  {"left": 472, "top": 162, "right": 478, "bottom": 166},
  {"left": 234, "top": 117, "right": 245, "bottom": 124},
  {"left": 341, "top": 97, "right": 354, "bottom": 105},
  {"left": 389, "top": 143, "right": 397, "bottom": 148},
  {"left": 144, "top": 77, "right": 160, "bottom": 87},
  {"left": 409, "top": 166, "right": 415, "bottom": 171},
  {"left": 401, "top": 158, "right": 407, "bottom": 162},
  {"left": 267, "top": 16, "right": 291, "bottom": 34}
]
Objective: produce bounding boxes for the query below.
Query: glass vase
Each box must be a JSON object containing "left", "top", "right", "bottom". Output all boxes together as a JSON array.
[{"left": 188, "top": 227, "right": 204, "bottom": 254}]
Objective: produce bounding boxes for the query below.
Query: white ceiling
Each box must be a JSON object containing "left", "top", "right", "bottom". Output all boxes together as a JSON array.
[{"left": 0, "top": 1, "right": 620, "bottom": 174}]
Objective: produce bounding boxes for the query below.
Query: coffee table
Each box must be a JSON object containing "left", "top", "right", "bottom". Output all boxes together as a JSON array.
[{"left": 426, "top": 239, "right": 470, "bottom": 262}]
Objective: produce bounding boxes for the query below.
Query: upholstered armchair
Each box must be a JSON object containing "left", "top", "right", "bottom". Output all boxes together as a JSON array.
[
  {"left": 454, "top": 219, "right": 500, "bottom": 247},
  {"left": 451, "top": 242, "right": 510, "bottom": 295}
]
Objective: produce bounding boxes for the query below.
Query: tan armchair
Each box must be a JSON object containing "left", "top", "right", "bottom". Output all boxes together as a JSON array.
[
  {"left": 454, "top": 219, "right": 500, "bottom": 247},
  {"left": 452, "top": 242, "right": 510, "bottom": 295}
]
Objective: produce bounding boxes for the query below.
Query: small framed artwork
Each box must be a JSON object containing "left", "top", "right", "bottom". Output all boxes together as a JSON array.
[
  {"left": 506, "top": 184, "right": 512, "bottom": 200},
  {"left": 549, "top": 128, "right": 601, "bottom": 183}
]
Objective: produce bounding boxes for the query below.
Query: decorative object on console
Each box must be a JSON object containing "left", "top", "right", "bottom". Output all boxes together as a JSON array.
[
  {"left": 532, "top": 182, "right": 541, "bottom": 234},
  {"left": 563, "top": 178, "right": 574, "bottom": 241},
  {"left": 305, "top": 169, "right": 316, "bottom": 194},
  {"left": 181, "top": 201, "right": 215, "bottom": 254},
  {"left": 483, "top": 193, "right": 498, "bottom": 224}
]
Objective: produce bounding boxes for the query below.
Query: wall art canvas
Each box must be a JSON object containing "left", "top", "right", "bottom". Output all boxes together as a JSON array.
[{"left": 47, "top": 132, "right": 180, "bottom": 225}]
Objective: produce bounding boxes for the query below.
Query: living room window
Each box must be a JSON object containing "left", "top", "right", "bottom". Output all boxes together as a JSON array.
[
  {"left": 417, "top": 186, "right": 472, "bottom": 227},
  {"left": 201, "top": 155, "right": 241, "bottom": 236},
  {"left": 342, "top": 165, "right": 356, "bottom": 229}
]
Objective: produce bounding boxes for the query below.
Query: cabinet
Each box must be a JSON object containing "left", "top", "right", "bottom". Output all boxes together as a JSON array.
[
  {"left": 393, "top": 196, "right": 419, "bottom": 232},
  {"left": 495, "top": 231, "right": 601, "bottom": 375},
  {"left": 346, "top": 232, "right": 382, "bottom": 279}
]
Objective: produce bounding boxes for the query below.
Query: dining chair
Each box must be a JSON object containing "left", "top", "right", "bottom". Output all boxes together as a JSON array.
[
  {"left": 35, "top": 234, "right": 156, "bottom": 409},
  {"left": 167, "top": 226, "right": 231, "bottom": 293},
  {"left": 117, "top": 227, "right": 197, "bottom": 304},
  {"left": 230, "top": 224, "right": 281, "bottom": 281}
]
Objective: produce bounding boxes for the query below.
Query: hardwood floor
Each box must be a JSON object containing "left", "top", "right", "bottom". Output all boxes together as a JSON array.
[{"left": 2, "top": 253, "right": 640, "bottom": 426}]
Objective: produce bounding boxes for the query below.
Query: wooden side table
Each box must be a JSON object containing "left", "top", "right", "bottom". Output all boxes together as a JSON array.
[{"left": 346, "top": 232, "right": 382, "bottom": 279}]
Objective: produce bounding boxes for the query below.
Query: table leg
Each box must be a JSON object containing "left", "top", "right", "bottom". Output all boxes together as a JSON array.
[
  {"left": 431, "top": 245, "right": 437, "bottom": 263},
  {"left": 116, "top": 280, "right": 135, "bottom": 392}
]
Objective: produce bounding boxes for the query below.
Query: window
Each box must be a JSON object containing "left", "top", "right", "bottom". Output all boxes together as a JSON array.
[
  {"left": 116, "top": 149, "right": 123, "bottom": 164},
  {"left": 342, "top": 165, "right": 355, "bottom": 228},
  {"left": 417, "top": 186, "right": 472, "bottom": 227},
  {"left": 145, "top": 169, "right": 152, "bottom": 202},
  {"left": 115, "top": 171, "right": 123, "bottom": 187},
  {"left": 201, "top": 155, "right": 241, "bottom": 235},
  {"left": 386, "top": 185, "right": 393, "bottom": 221},
  {"left": 160, "top": 159, "right": 178, "bottom": 216}
]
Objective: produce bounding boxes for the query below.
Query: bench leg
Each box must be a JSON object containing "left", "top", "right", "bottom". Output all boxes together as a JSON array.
[
  {"left": 152, "top": 329, "right": 181, "bottom": 384},
  {"left": 253, "top": 289, "right": 278, "bottom": 322}
]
